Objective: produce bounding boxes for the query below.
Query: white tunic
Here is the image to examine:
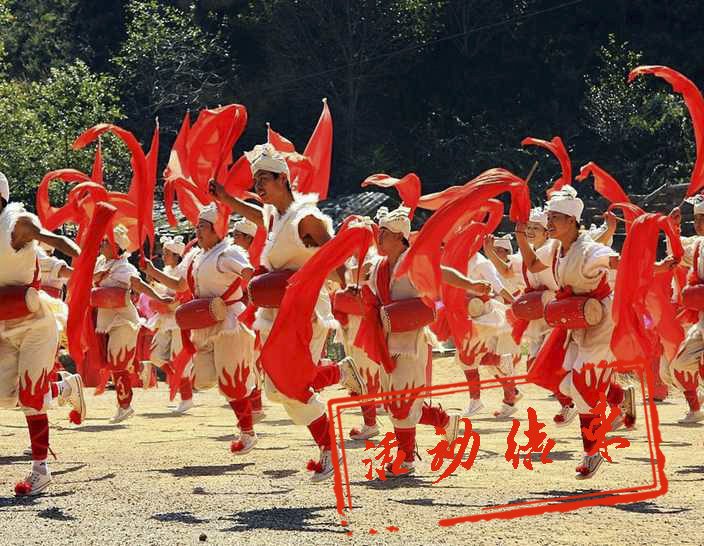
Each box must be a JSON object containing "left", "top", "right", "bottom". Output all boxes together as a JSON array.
[
  {"left": 254, "top": 195, "right": 337, "bottom": 333},
  {"left": 94, "top": 254, "right": 141, "bottom": 333},
  {"left": 38, "top": 248, "right": 68, "bottom": 291}
]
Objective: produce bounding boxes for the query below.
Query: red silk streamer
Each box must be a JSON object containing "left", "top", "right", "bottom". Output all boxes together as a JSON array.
[
  {"left": 248, "top": 225, "right": 267, "bottom": 269},
  {"left": 362, "top": 173, "right": 421, "bottom": 219},
  {"left": 260, "top": 224, "right": 374, "bottom": 402},
  {"left": 576, "top": 162, "right": 631, "bottom": 204},
  {"left": 36, "top": 169, "right": 91, "bottom": 230},
  {"left": 608, "top": 202, "right": 646, "bottom": 233},
  {"left": 521, "top": 136, "right": 572, "bottom": 196},
  {"left": 299, "top": 99, "right": 333, "bottom": 200},
  {"left": 395, "top": 169, "right": 530, "bottom": 305},
  {"left": 141, "top": 121, "right": 159, "bottom": 259},
  {"left": 417, "top": 185, "right": 465, "bottom": 211},
  {"left": 66, "top": 203, "right": 117, "bottom": 367},
  {"left": 268, "top": 123, "right": 296, "bottom": 152},
  {"left": 611, "top": 213, "right": 685, "bottom": 363},
  {"left": 92, "top": 141, "right": 104, "bottom": 183},
  {"left": 629, "top": 65, "right": 704, "bottom": 196}
]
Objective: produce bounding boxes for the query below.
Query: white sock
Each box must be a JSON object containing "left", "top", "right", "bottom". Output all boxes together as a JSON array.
[
  {"left": 59, "top": 378, "right": 72, "bottom": 398},
  {"left": 32, "top": 460, "right": 49, "bottom": 475}
]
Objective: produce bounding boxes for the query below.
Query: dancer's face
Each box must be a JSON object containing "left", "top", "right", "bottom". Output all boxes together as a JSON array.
[
  {"left": 162, "top": 248, "right": 180, "bottom": 267},
  {"left": 232, "top": 230, "right": 253, "bottom": 250},
  {"left": 254, "top": 171, "right": 288, "bottom": 204},
  {"left": 377, "top": 227, "right": 404, "bottom": 256},
  {"left": 547, "top": 211, "right": 577, "bottom": 240},
  {"left": 526, "top": 221, "right": 548, "bottom": 246},
  {"left": 196, "top": 220, "right": 219, "bottom": 250}
]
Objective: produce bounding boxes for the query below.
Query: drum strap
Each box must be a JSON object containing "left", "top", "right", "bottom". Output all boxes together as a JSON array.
[{"left": 186, "top": 257, "right": 242, "bottom": 305}]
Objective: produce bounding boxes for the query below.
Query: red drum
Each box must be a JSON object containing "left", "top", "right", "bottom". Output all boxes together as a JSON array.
[
  {"left": 90, "top": 287, "right": 130, "bottom": 309},
  {"left": 682, "top": 284, "right": 704, "bottom": 311},
  {"left": 41, "top": 285, "right": 62, "bottom": 299},
  {"left": 511, "top": 290, "right": 546, "bottom": 321},
  {"left": 467, "top": 297, "right": 487, "bottom": 318},
  {"left": 380, "top": 298, "right": 436, "bottom": 333},
  {"left": 332, "top": 289, "right": 366, "bottom": 316},
  {"left": 247, "top": 269, "right": 294, "bottom": 308},
  {"left": 544, "top": 297, "right": 603, "bottom": 329},
  {"left": 0, "top": 286, "right": 40, "bottom": 320},
  {"left": 151, "top": 300, "right": 176, "bottom": 314},
  {"left": 175, "top": 297, "right": 227, "bottom": 330}
]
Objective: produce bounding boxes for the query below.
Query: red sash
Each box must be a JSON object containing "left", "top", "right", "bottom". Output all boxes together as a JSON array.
[
  {"left": 353, "top": 258, "right": 396, "bottom": 373},
  {"left": 528, "top": 274, "right": 611, "bottom": 394}
]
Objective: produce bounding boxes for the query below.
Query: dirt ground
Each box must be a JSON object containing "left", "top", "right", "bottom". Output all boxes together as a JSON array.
[{"left": 1, "top": 356, "right": 702, "bottom": 545}]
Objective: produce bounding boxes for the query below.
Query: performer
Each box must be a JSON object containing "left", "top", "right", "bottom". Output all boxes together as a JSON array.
[
  {"left": 208, "top": 144, "right": 366, "bottom": 481},
  {"left": 453, "top": 245, "right": 515, "bottom": 417},
  {"left": 143, "top": 235, "right": 195, "bottom": 414},
  {"left": 0, "top": 172, "right": 86, "bottom": 496},
  {"left": 360, "top": 207, "right": 461, "bottom": 474},
  {"left": 512, "top": 208, "right": 577, "bottom": 425},
  {"left": 666, "top": 202, "right": 704, "bottom": 422},
  {"left": 38, "top": 241, "right": 72, "bottom": 299},
  {"left": 145, "top": 205, "right": 265, "bottom": 454},
  {"left": 231, "top": 217, "right": 266, "bottom": 424},
  {"left": 93, "top": 225, "right": 173, "bottom": 423},
  {"left": 527, "top": 186, "right": 661, "bottom": 478}
]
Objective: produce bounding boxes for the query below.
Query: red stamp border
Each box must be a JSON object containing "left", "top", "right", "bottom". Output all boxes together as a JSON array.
[{"left": 327, "top": 358, "right": 667, "bottom": 527}]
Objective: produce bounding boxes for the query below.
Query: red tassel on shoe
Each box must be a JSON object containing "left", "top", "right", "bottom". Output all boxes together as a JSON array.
[
  {"left": 15, "top": 481, "right": 32, "bottom": 496},
  {"left": 575, "top": 463, "right": 589, "bottom": 475},
  {"left": 68, "top": 410, "right": 82, "bottom": 425},
  {"left": 230, "top": 440, "right": 245, "bottom": 453},
  {"left": 348, "top": 427, "right": 361, "bottom": 438},
  {"left": 307, "top": 459, "right": 323, "bottom": 473}
]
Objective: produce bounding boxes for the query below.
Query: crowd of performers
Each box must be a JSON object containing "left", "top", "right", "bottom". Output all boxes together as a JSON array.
[{"left": 3, "top": 64, "right": 704, "bottom": 497}]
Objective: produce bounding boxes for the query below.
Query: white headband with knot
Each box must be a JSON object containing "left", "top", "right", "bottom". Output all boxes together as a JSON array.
[
  {"left": 546, "top": 185, "right": 584, "bottom": 222},
  {"left": 233, "top": 217, "right": 258, "bottom": 238},
  {"left": 245, "top": 143, "right": 291, "bottom": 178},
  {"left": 529, "top": 207, "right": 548, "bottom": 228},
  {"left": 494, "top": 233, "right": 513, "bottom": 252},
  {"left": 113, "top": 224, "right": 131, "bottom": 251},
  {"left": 0, "top": 171, "right": 8, "bottom": 202},
  {"left": 378, "top": 206, "right": 411, "bottom": 240},
  {"left": 198, "top": 202, "right": 218, "bottom": 225},
  {"left": 687, "top": 194, "right": 704, "bottom": 215},
  {"left": 375, "top": 206, "right": 389, "bottom": 222},
  {"left": 161, "top": 235, "right": 185, "bottom": 256}
]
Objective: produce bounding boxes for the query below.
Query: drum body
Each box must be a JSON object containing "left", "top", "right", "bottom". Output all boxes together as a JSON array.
[
  {"left": 248, "top": 270, "right": 294, "bottom": 308},
  {"left": 512, "top": 290, "right": 545, "bottom": 321},
  {"left": 332, "top": 289, "right": 366, "bottom": 316},
  {"left": 151, "top": 300, "right": 176, "bottom": 315},
  {"left": 544, "top": 297, "right": 603, "bottom": 329},
  {"left": 0, "top": 286, "right": 40, "bottom": 320},
  {"left": 175, "top": 297, "right": 226, "bottom": 330},
  {"left": 90, "top": 287, "right": 130, "bottom": 309},
  {"left": 381, "top": 298, "right": 436, "bottom": 333},
  {"left": 682, "top": 284, "right": 704, "bottom": 311}
]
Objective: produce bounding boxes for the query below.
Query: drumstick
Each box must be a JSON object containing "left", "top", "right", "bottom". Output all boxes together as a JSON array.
[{"left": 525, "top": 161, "right": 539, "bottom": 185}]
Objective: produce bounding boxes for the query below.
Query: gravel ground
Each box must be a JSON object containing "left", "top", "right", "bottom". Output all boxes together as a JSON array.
[{"left": 1, "top": 356, "right": 702, "bottom": 545}]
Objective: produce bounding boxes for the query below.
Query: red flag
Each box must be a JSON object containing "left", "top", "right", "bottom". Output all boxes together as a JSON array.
[
  {"left": 362, "top": 173, "right": 421, "bottom": 219},
  {"left": 299, "top": 98, "right": 333, "bottom": 200},
  {"left": 267, "top": 123, "right": 296, "bottom": 153},
  {"left": 66, "top": 202, "right": 117, "bottom": 367},
  {"left": 576, "top": 162, "right": 630, "bottom": 204},
  {"left": 91, "top": 141, "right": 104, "bottom": 184},
  {"left": 629, "top": 65, "right": 704, "bottom": 196},
  {"left": 521, "top": 136, "right": 572, "bottom": 196},
  {"left": 36, "top": 169, "right": 92, "bottom": 230},
  {"left": 260, "top": 224, "right": 374, "bottom": 402}
]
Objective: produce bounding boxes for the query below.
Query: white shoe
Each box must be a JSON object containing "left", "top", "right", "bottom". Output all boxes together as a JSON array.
[
  {"left": 172, "top": 398, "right": 194, "bottom": 415},
  {"left": 110, "top": 406, "right": 135, "bottom": 424},
  {"left": 22, "top": 446, "right": 32, "bottom": 457},
  {"left": 444, "top": 413, "right": 461, "bottom": 444},
  {"left": 339, "top": 357, "right": 366, "bottom": 395},
  {"left": 493, "top": 403, "right": 518, "bottom": 419},
  {"left": 252, "top": 410, "right": 266, "bottom": 424},
  {"left": 463, "top": 399, "right": 484, "bottom": 417},
  {"left": 309, "top": 447, "right": 340, "bottom": 483},
  {"left": 679, "top": 410, "right": 704, "bottom": 423},
  {"left": 15, "top": 464, "right": 52, "bottom": 496},
  {"left": 58, "top": 372, "right": 86, "bottom": 423},
  {"left": 230, "top": 432, "right": 258, "bottom": 455},
  {"left": 349, "top": 424, "right": 380, "bottom": 441},
  {"left": 140, "top": 362, "right": 154, "bottom": 389},
  {"left": 553, "top": 404, "right": 577, "bottom": 427},
  {"left": 575, "top": 452, "right": 605, "bottom": 480}
]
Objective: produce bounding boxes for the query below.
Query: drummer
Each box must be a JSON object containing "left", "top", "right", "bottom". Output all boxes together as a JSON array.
[
  {"left": 525, "top": 186, "right": 671, "bottom": 478},
  {"left": 93, "top": 225, "right": 173, "bottom": 423}
]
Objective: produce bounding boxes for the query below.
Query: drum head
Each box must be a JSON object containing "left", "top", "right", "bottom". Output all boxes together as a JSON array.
[
  {"left": 468, "top": 297, "right": 486, "bottom": 318},
  {"left": 25, "top": 287, "right": 40, "bottom": 313},
  {"left": 583, "top": 297, "right": 604, "bottom": 326},
  {"left": 209, "top": 297, "right": 227, "bottom": 322}
]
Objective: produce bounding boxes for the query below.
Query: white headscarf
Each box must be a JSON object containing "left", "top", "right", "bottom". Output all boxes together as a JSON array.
[
  {"left": 233, "top": 217, "right": 258, "bottom": 237},
  {"left": 0, "top": 171, "right": 8, "bottom": 202},
  {"left": 245, "top": 143, "right": 291, "bottom": 178},
  {"left": 160, "top": 235, "right": 185, "bottom": 256},
  {"left": 529, "top": 207, "right": 548, "bottom": 228},
  {"left": 113, "top": 224, "right": 131, "bottom": 251},
  {"left": 198, "top": 203, "right": 218, "bottom": 225},
  {"left": 375, "top": 206, "right": 389, "bottom": 222},
  {"left": 378, "top": 206, "right": 411, "bottom": 240},
  {"left": 493, "top": 233, "right": 513, "bottom": 252},
  {"left": 546, "top": 185, "right": 584, "bottom": 222}
]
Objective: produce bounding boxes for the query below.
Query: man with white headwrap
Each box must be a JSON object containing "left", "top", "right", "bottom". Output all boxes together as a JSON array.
[
  {"left": 354, "top": 206, "right": 461, "bottom": 475},
  {"left": 145, "top": 205, "right": 263, "bottom": 454},
  {"left": 142, "top": 235, "right": 195, "bottom": 413},
  {"left": 0, "top": 172, "right": 87, "bottom": 496},
  {"left": 208, "top": 144, "right": 366, "bottom": 481},
  {"left": 93, "top": 224, "right": 173, "bottom": 423},
  {"left": 525, "top": 185, "right": 669, "bottom": 479},
  {"left": 665, "top": 199, "right": 704, "bottom": 422}
]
